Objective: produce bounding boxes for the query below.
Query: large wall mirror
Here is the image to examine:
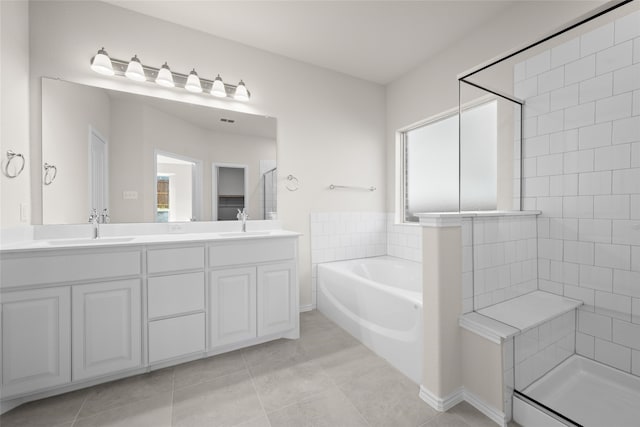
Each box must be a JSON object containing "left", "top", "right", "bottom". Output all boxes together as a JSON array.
[{"left": 41, "top": 78, "right": 277, "bottom": 224}]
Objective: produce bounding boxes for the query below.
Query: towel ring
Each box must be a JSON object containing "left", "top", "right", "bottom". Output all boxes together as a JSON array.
[
  {"left": 43, "top": 163, "right": 57, "bottom": 186},
  {"left": 285, "top": 174, "right": 299, "bottom": 192},
  {"left": 3, "top": 150, "right": 25, "bottom": 178}
]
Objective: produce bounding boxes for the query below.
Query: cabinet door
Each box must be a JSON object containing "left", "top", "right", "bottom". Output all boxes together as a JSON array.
[
  {"left": 209, "top": 267, "right": 256, "bottom": 348},
  {"left": 257, "top": 262, "right": 297, "bottom": 336},
  {"left": 72, "top": 279, "right": 141, "bottom": 381},
  {"left": 1, "top": 287, "right": 71, "bottom": 397}
]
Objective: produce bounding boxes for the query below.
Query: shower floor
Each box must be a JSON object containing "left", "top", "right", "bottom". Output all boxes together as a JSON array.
[{"left": 517, "top": 355, "right": 640, "bottom": 427}]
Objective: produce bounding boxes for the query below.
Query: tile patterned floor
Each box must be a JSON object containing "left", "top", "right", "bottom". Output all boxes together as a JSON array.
[{"left": 1, "top": 311, "right": 507, "bottom": 427}]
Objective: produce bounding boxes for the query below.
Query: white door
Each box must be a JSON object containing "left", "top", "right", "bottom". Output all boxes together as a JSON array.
[
  {"left": 209, "top": 267, "right": 257, "bottom": 348},
  {"left": 257, "top": 262, "right": 297, "bottom": 336},
  {"left": 1, "top": 287, "right": 71, "bottom": 397},
  {"left": 72, "top": 279, "right": 141, "bottom": 381},
  {"left": 89, "top": 127, "right": 108, "bottom": 214}
]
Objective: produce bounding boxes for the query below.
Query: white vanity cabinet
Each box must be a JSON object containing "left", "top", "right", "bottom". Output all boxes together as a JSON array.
[
  {"left": 208, "top": 238, "right": 299, "bottom": 351},
  {"left": 0, "top": 287, "right": 71, "bottom": 397},
  {"left": 147, "top": 245, "right": 206, "bottom": 364},
  {"left": 72, "top": 279, "right": 142, "bottom": 381}
]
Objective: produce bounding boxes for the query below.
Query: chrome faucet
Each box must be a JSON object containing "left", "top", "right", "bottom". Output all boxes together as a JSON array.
[
  {"left": 89, "top": 208, "right": 100, "bottom": 239},
  {"left": 237, "top": 208, "right": 249, "bottom": 232}
]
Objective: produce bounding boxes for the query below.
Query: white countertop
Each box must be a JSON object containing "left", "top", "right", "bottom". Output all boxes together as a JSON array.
[{"left": 0, "top": 229, "right": 301, "bottom": 253}]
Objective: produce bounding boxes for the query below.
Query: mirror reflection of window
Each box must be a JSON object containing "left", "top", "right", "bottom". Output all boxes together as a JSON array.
[{"left": 155, "top": 153, "right": 198, "bottom": 222}]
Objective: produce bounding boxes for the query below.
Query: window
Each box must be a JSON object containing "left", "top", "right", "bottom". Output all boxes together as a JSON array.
[{"left": 401, "top": 100, "right": 497, "bottom": 222}]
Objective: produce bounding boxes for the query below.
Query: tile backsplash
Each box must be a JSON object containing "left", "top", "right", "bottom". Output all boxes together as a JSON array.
[{"left": 516, "top": 9, "right": 640, "bottom": 377}]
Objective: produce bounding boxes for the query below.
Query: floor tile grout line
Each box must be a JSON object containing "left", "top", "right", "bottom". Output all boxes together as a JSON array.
[
  {"left": 335, "top": 386, "right": 372, "bottom": 427},
  {"left": 245, "top": 357, "right": 272, "bottom": 427},
  {"left": 69, "top": 393, "right": 89, "bottom": 427},
  {"left": 169, "top": 368, "right": 175, "bottom": 427}
]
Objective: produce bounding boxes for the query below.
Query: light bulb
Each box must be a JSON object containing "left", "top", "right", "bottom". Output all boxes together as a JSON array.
[
  {"left": 90, "top": 47, "right": 114, "bottom": 76},
  {"left": 156, "top": 62, "right": 175, "bottom": 88},
  {"left": 185, "top": 69, "right": 202, "bottom": 93},
  {"left": 234, "top": 80, "right": 249, "bottom": 101},
  {"left": 211, "top": 74, "right": 227, "bottom": 97},
  {"left": 125, "top": 55, "right": 146, "bottom": 81}
]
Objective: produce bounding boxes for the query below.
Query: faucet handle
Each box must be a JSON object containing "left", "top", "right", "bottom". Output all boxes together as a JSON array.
[
  {"left": 101, "top": 208, "right": 110, "bottom": 224},
  {"left": 88, "top": 208, "right": 98, "bottom": 223}
]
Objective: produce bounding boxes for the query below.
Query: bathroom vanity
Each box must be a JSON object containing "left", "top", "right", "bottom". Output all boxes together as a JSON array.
[{"left": 0, "top": 230, "right": 299, "bottom": 409}]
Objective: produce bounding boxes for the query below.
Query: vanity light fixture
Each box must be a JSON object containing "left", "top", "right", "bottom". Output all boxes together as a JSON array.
[
  {"left": 155, "top": 62, "right": 175, "bottom": 88},
  {"left": 90, "top": 47, "right": 115, "bottom": 76},
  {"left": 89, "top": 48, "right": 251, "bottom": 101},
  {"left": 125, "top": 55, "right": 146, "bottom": 82},
  {"left": 185, "top": 69, "right": 203, "bottom": 93}
]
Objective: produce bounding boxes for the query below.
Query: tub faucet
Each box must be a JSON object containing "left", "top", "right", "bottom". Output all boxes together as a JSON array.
[
  {"left": 237, "top": 208, "right": 249, "bottom": 232},
  {"left": 89, "top": 208, "right": 100, "bottom": 239}
]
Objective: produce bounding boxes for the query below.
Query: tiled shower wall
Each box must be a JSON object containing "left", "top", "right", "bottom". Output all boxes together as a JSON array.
[
  {"left": 462, "top": 215, "right": 539, "bottom": 313},
  {"left": 516, "top": 9, "right": 640, "bottom": 376},
  {"left": 309, "top": 212, "right": 421, "bottom": 308}
]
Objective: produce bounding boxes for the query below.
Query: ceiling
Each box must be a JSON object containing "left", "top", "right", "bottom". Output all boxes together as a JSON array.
[{"left": 104, "top": 0, "right": 521, "bottom": 84}]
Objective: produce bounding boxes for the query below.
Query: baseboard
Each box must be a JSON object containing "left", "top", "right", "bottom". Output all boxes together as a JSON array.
[
  {"left": 419, "top": 385, "right": 464, "bottom": 412},
  {"left": 419, "top": 385, "right": 507, "bottom": 427},
  {"left": 299, "top": 304, "right": 315, "bottom": 312}
]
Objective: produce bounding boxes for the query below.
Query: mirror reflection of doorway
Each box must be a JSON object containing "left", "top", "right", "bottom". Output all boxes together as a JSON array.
[
  {"left": 155, "top": 152, "right": 201, "bottom": 222},
  {"left": 89, "top": 126, "right": 108, "bottom": 215},
  {"left": 212, "top": 163, "right": 248, "bottom": 221}
]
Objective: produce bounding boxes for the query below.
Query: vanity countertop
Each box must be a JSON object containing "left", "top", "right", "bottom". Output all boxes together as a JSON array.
[{"left": 0, "top": 229, "right": 301, "bottom": 253}]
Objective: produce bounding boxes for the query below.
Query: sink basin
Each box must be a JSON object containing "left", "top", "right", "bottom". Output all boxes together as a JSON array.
[
  {"left": 217, "top": 231, "right": 273, "bottom": 238},
  {"left": 44, "top": 237, "right": 136, "bottom": 246}
]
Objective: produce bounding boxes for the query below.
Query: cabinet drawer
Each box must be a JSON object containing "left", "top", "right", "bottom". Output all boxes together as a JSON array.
[
  {"left": 209, "top": 239, "right": 295, "bottom": 267},
  {"left": 147, "top": 246, "right": 204, "bottom": 274},
  {"left": 148, "top": 313, "right": 205, "bottom": 363},
  {"left": 1, "top": 250, "right": 141, "bottom": 288},
  {"left": 148, "top": 272, "right": 204, "bottom": 319}
]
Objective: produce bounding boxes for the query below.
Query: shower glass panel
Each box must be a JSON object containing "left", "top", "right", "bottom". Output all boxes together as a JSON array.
[{"left": 262, "top": 167, "right": 277, "bottom": 219}]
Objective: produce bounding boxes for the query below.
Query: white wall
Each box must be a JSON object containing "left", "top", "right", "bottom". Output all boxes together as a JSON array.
[
  {"left": 0, "top": 1, "right": 30, "bottom": 228},
  {"left": 27, "top": 0, "right": 386, "bottom": 307},
  {"left": 386, "top": 1, "right": 606, "bottom": 214}
]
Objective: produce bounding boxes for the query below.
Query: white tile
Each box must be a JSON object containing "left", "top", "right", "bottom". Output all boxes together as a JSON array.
[
  {"left": 524, "top": 177, "right": 549, "bottom": 197},
  {"left": 538, "top": 67, "right": 565, "bottom": 94},
  {"left": 564, "top": 103, "right": 595, "bottom": 130},
  {"left": 594, "top": 144, "right": 631, "bottom": 171},
  {"left": 565, "top": 284, "right": 595, "bottom": 308},
  {"left": 633, "top": 246, "right": 640, "bottom": 272},
  {"left": 633, "top": 90, "right": 640, "bottom": 116},
  {"left": 549, "top": 84, "right": 578, "bottom": 111},
  {"left": 581, "top": 23, "right": 614, "bottom": 57},
  {"left": 576, "top": 332, "right": 595, "bottom": 358},
  {"left": 523, "top": 117, "right": 537, "bottom": 138},
  {"left": 595, "top": 338, "right": 631, "bottom": 371},
  {"left": 595, "top": 243, "right": 631, "bottom": 270},
  {"left": 564, "top": 240, "right": 594, "bottom": 264},
  {"left": 612, "top": 116, "right": 640, "bottom": 145},
  {"left": 549, "top": 129, "right": 578, "bottom": 153},
  {"left": 537, "top": 197, "right": 563, "bottom": 218},
  {"left": 526, "top": 50, "right": 551, "bottom": 78},
  {"left": 580, "top": 73, "right": 613, "bottom": 104},
  {"left": 613, "top": 319, "right": 640, "bottom": 350},
  {"left": 524, "top": 92, "right": 550, "bottom": 118},
  {"left": 632, "top": 196, "right": 640, "bottom": 220},
  {"left": 579, "top": 310, "right": 612, "bottom": 339},
  {"left": 613, "top": 63, "right": 640, "bottom": 94},
  {"left": 579, "top": 218, "right": 613, "bottom": 245},
  {"left": 636, "top": 38, "right": 640, "bottom": 64},
  {"left": 633, "top": 350, "right": 640, "bottom": 376},
  {"left": 596, "top": 40, "right": 633, "bottom": 75},
  {"left": 538, "top": 217, "right": 550, "bottom": 238},
  {"left": 539, "top": 279, "right": 563, "bottom": 295},
  {"left": 564, "top": 262, "right": 580, "bottom": 285},
  {"left": 578, "top": 122, "right": 612, "bottom": 149},
  {"left": 596, "top": 291, "right": 632, "bottom": 321},
  {"left": 515, "top": 76, "right": 538, "bottom": 100},
  {"left": 613, "top": 168, "right": 640, "bottom": 194},
  {"left": 579, "top": 171, "right": 612, "bottom": 195},
  {"left": 614, "top": 269, "right": 640, "bottom": 298},
  {"left": 580, "top": 264, "right": 613, "bottom": 292},
  {"left": 564, "top": 149, "right": 594, "bottom": 174},
  {"left": 594, "top": 195, "right": 630, "bottom": 219},
  {"left": 634, "top": 298, "right": 640, "bottom": 324},
  {"left": 552, "top": 38, "right": 580, "bottom": 68},
  {"left": 538, "top": 238, "right": 563, "bottom": 261},
  {"left": 612, "top": 220, "right": 640, "bottom": 245},
  {"left": 524, "top": 134, "right": 549, "bottom": 157},
  {"left": 536, "top": 154, "right": 563, "bottom": 176},
  {"left": 632, "top": 143, "right": 640, "bottom": 168},
  {"left": 550, "top": 174, "right": 578, "bottom": 196},
  {"left": 549, "top": 260, "right": 564, "bottom": 283},
  {"left": 514, "top": 61, "right": 526, "bottom": 83},
  {"left": 551, "top": 218, "right": 578, "bottom": 241},
  {"left": 614, "top": 9, "right": 640, "bottom": 43},
  {"left": 563, "top": 196, "right": 594, "bottom": 218},
  {"left": 538, "top": 110, "right": 564, "bottom": 135},
  {"left": 523, "top": 157, "right": 536, "bottom": 177},
  {"left": 596, "top": 92, "right": 633, "bottom": 123},
  {"left": 566, "top": 55, "right": 596, "bottom": 85},
  {"left": 538, "top": 259, "right": 550, "bottom": 280}
]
